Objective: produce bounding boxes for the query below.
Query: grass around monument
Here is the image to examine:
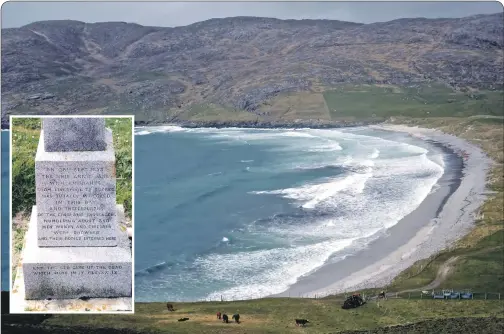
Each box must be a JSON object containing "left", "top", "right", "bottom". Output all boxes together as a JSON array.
[{"left": 10, "top": 117, "right": 133, "bottom": 282}]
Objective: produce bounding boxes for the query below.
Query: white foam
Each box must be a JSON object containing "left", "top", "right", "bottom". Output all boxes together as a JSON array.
[
  {"left": 302, "top": 172, "right": 372, "bottom": 209},
  {"left": 278, "top": 131, "right": 316, "bottom": 138},
  {"left": 370, "top": 148, "right": 380, "bottom": 159},
  {"left": 247, "top": 134, "right": 444, "bottom": 279},
  {"left": 140, "top": 126, "right": 448, "bottom": 301},
  {"left": 199, "top": 237, "right": 356, "bottom": 301},
  {"left": 136, "top": 130, "right": 151, "bottom": 136},
  {"left": 134, "top": 125, "right": 185, "bottom": 136},
  {"left": 305, "top": 141, "right": 343, "bottom": 152}
]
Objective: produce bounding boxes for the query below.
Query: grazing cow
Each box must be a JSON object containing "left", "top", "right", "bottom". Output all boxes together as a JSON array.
[
  {"left": 232, "top": 313, "right": 240, "bottom": 323},
  {"left": 295, "top": 319, "right": 310, "bottom": 327},
  {"left": 222, "top": 314, "right": 229, "bottom": 323},
  {"left": 166, "top": 303, "right": 175, "bottom": 311},
  {"left": 217, "top": 311, "right": 221, "bottom": 319},
  {"left": 178, "top": 317, "right": 189, "bottom": 322}
]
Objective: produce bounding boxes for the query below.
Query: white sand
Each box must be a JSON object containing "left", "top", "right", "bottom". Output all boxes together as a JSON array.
[{"left": 303, "top": 124, "right": 493, "bottom": 296}]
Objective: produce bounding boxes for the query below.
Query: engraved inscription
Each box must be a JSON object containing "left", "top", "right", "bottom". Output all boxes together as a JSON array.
[
  {"left": 36, "top": 163, "right": 117, "bottom": 243},
  {"left": 31, "top": 264, "right": 123, "bottom": 277}
]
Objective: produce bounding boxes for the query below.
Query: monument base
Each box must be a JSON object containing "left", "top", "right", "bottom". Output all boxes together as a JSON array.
[
  {"left": 16, "top": 205, "right": 132, "bottom": 303},
  {"left": 11, "top": 264, "right": 132, "bottom": 313}
]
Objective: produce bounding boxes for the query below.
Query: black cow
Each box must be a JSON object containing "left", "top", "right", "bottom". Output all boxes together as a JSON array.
[
  {"left": 222, "top": 314, "right": 229, "bottom": 323},
  {"left": 232, "top": 313, "right": 240, "bottom": 323},
  {"left": 295, "top": 319, "right": 310, "bottom": 327},
  {"left": 178, "top": 317, "right": 189, "bottom": 322},
  {"left": 166, "top": 303, "right": 175, "bottom": 311}
]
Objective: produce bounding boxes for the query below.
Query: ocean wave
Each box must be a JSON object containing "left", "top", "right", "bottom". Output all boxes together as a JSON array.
[
  {"left": 171, "top": 184, "right": 231, "bottom": 211},
  {"left": 252, "top": 161, "right": 375, "bottom": 208},
  {"left": 135, "top": 125, "right": 185, "bottom": 136},
  {"left": 198, "top": 238, "right": 357, "bottom": 301},
  {"left": 277, "top": 131, "right": 316, "bottom": 138},
  {"left": 135, "top": 261, "right": 170, "bottom": 277},
  {"left": 370, "top": 148, "right": 380, "bottom": 159},
  {"left": 136, "top": 126, "right": 448, "bottom": 302},
  {"left": 305, "top": 141, "right": 343, "bottom": 152},
  {"left": 250, "top": 143, "right": 443, "bottom": 238},
  {"left": 193, "top": 185, "right": 230, "bottom": 203},
  {"left": 136, "top": 130, "right": 151, "bottom": 136},
  {"left": 429, "top": 183, "right": 441, "bottom": 195}
]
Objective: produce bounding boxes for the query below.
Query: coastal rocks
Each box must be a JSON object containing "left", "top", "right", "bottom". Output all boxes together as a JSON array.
[
  {"left": 166, "top": 80, "right": 186, "bottom": 94},
  {"left": 166, "top": 118, "right": 384, "bottom": 129},
  {"left": 26, "top": 93, "right": 55, "bottom": 100},
  {"left": 234, "top": 79, "right": 312, "bottom": 112},
  {"left": 190, "top": 72, "right": 208, "bottom": 85}
]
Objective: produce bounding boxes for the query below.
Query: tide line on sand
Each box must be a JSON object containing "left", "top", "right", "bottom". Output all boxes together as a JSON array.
[{"left": 284, "top": 124, "right": 492, "bottom": 297}]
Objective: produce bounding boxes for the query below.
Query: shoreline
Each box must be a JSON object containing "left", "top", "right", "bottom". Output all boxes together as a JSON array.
[
  {"left": 134, "top": 119, "right": 385, "bottom": 129},
  {"left": 273, "top": 124, "right": 491, "bottom": 297}
]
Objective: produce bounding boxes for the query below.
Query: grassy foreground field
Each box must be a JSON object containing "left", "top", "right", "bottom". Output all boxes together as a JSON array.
[{"left": 40, "top": 299, "right": 504, "bottom": 333}]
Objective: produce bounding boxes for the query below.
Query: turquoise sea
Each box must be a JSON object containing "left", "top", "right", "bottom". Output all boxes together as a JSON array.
[
  {"left": 1, "top": 127, "right": 447, "bottom": 300},
  {"left": 134, "top": 126, "right": 446, "bottom": 301}
]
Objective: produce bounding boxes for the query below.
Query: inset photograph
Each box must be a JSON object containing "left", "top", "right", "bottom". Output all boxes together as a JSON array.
[{"left": 9, "top": 116, "right": 134, "bottom": 313}]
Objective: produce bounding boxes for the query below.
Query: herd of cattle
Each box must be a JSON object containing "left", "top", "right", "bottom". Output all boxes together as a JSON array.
[{"left": 169, "top": 290, "right": 472, "bottom": 327}]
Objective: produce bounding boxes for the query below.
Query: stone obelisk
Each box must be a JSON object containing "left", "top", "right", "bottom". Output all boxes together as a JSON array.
[{"left": 20, "top": 118, "right": 132, "bottom": 300}]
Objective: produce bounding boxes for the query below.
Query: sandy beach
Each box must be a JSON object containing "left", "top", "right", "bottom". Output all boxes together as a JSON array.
[{"left": 275, "top": 124, "right": 492, "bottom": 297}]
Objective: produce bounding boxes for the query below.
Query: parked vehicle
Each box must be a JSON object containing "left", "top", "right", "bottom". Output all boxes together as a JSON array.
[
  {"left": 449, "top": 291, "right": 460, "bottom": 299},
  {"left": 461, "top": 290, "right": 473, "bottom": 299},
  {"left": 443, "top": 289, "right": 453, "bottom": 298},
  {"left": 342, "top": 294, "right": 366, "bottom": 309}
]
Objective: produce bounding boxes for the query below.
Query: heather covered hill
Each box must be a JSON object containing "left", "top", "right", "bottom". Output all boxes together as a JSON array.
[{"left": 2, "top": 13, "right": 503, "bottom": 125}]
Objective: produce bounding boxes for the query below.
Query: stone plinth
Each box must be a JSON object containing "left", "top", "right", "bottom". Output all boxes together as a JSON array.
[
  {"left": 43, "top": 118, "right": 106, "bottom": 152},
  {"left": 22, "top": 206, "right": 132, "bottom": 300},
  {"left": 35, "top": 129, "right": 117, "bottom": 247}
]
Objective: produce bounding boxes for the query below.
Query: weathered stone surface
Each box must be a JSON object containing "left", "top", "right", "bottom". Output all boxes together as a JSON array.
[
  {"left": 43, "top": 118, "right": 106, "bottom": 152},
  {"left": 35, "top": 129, "right": 117, "bottom": 246},
  {"left": 22, "top": 206, "right": 132, "bottom": 300}
]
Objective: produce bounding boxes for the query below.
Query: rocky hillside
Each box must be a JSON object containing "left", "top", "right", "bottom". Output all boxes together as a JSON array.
[{"left": 2, "top": 13, "right": 503, "bottom": 126}]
